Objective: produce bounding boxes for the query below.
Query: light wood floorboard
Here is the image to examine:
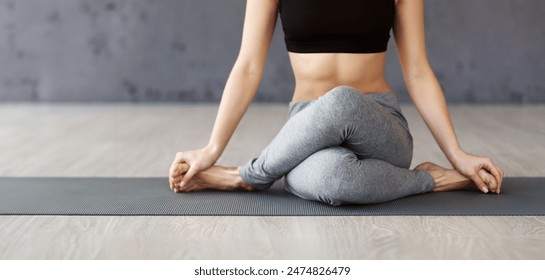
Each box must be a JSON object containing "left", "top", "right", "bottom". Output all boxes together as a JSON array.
[{"left": 0, "top": 102, "right": 544, "bottom": 259}]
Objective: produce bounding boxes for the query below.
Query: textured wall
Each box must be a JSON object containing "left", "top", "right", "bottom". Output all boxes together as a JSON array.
[{"left": 1, "top": 0, "right": 544, "bottom": 103}]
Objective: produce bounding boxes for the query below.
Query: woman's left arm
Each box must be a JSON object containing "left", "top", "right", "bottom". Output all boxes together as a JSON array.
[{"left": 393, "top": 0, "right": 504, "bottom": 193}]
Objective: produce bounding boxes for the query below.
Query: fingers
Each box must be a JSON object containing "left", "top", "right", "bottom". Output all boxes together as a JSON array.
[
  {"left": 168, "top": 160, "right": 178, "bottom": 182},
  {"left": 478, "top": 169, "right": 498, "bottom": 194},
  {"left": 483, "top": 159, "right": 504, "bottom": 194},
  {"left": 496, "top": 166, "right": 504, "bottom": 194},
  {"left": 169, "top": 153, "right": 185, "bottom": 190},
  {"left": 470, "top": 172, "right": 489, "bottom": 193},
  {"left": 169, "top": 162, "right": 177, "bottom": 191},
  {"left": 171, "top": 173, "right": 184, "bottom": 191},
  {"left": 488, "top": 172, "right": 498, "bottom": 193},
  {"left": 178, "top": 166, "right": 198, "bottom": 191},
  {"left": 169, "top": 162, "right": 190, "bottom": 191}
]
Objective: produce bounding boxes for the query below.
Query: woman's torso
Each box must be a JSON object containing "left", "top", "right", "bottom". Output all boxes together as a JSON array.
[
  {"left": 277, "top": 0, "right": 395, "bottom": 101},
  {"left": 289, "top": 52, "right": 391, "bottom": 101}
]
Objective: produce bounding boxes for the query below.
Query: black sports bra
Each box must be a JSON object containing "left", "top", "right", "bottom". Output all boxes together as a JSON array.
[{"left": 278, "top": 0, "right": 396, "bottom": 53}]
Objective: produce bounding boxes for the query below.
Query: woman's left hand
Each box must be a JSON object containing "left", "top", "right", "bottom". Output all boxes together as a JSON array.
[{"left": 450, "top": 151, "right": 505, "bottom": 194}]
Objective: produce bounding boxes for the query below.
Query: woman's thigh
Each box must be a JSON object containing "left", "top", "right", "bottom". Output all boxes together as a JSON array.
[{"left": 290, "top": 87, "right": 413, "bottom": 168}]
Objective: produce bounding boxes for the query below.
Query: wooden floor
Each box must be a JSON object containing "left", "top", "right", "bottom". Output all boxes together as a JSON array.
[{"left": 0, "top": 102, "right": 544, "bottom": 259}]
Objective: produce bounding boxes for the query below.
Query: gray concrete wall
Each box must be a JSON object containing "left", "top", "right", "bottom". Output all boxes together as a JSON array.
[{"left": 1, "top": 0, "right": 544, "bottom": 103}]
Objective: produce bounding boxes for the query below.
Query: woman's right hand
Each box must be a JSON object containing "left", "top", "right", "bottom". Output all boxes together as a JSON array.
[{"left": 168, "top": 146, "right": 219, "bottom": 192}]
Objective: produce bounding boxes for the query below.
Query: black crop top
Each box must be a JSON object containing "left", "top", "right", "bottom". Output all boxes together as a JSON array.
[{"left": 278, "top": 0, "right": 395, "bottom": 53}]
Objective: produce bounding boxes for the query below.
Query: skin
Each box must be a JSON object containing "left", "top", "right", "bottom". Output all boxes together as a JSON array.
[{"left": 168, "top": 0, "right": 504, "bottom": 195}]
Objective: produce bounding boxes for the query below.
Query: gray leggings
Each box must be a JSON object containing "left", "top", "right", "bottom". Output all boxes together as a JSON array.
[{"left": 239, "top": 86, "right": 435, "bottom": 206}]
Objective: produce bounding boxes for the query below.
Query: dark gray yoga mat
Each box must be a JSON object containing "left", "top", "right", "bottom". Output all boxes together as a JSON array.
[{"left": 0, "top": 177, "right": 544, "bottom": 216}]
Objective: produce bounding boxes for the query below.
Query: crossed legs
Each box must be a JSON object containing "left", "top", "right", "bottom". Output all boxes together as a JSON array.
[
  {"left": 172, "top": 86, "right": 488, "bottom": 204},
  {"left": 239, "top": 86, "right": 435, "bottom": 206}
]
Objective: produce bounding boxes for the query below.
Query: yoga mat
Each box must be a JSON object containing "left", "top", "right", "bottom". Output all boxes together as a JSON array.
[{"left": 0, "top": 177, "right": 543, "bottom": 216}]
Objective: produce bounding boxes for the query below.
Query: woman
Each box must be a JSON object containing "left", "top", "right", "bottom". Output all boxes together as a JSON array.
[{"left": 168, "top": 0, "right": 504, "bottom": 206}]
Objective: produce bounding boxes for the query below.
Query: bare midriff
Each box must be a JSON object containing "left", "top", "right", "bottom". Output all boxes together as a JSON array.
[{"left": 288, "top": 52, "right": 392, "bottom": 102}]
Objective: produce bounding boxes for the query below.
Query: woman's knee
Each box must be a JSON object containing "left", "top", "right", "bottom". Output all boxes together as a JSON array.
[
  {"left": 322, "top": 86, "right": 364, "bottom": 104},
  {"left": 285, "top": 146, "right": 362, "bottom": 206},
  {"left": 317, "top": 86, "right": 375, "bottom": 117},
  {"left": 286, "top": 174, "right": 348, "bottom": 207}
]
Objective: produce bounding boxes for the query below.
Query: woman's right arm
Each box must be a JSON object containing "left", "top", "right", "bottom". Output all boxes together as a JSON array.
[
  {"left": 169, "top": 0, "right": 279, "bottom": 190},
  {"left": 206, "top": 0, "right": 279, "bottom": 159}
]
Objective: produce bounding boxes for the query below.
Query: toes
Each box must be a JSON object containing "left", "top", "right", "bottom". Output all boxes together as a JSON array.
[
  {"left": 178, "top": 162, "right": 190, "bottom": 173},
  {"left": 172, "top": 163, "right": 190, "bottom": 177},
  {"left": 174, "top": 162, "right": 189, "bottom": 176}
]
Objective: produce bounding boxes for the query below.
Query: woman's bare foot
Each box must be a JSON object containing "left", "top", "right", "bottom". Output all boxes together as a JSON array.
[
  {"left": 414, "top": 161, "right": 495, "bottom": 193},
  {"left": 174, "top": 163, "right": 254, "bottom": 192}
]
